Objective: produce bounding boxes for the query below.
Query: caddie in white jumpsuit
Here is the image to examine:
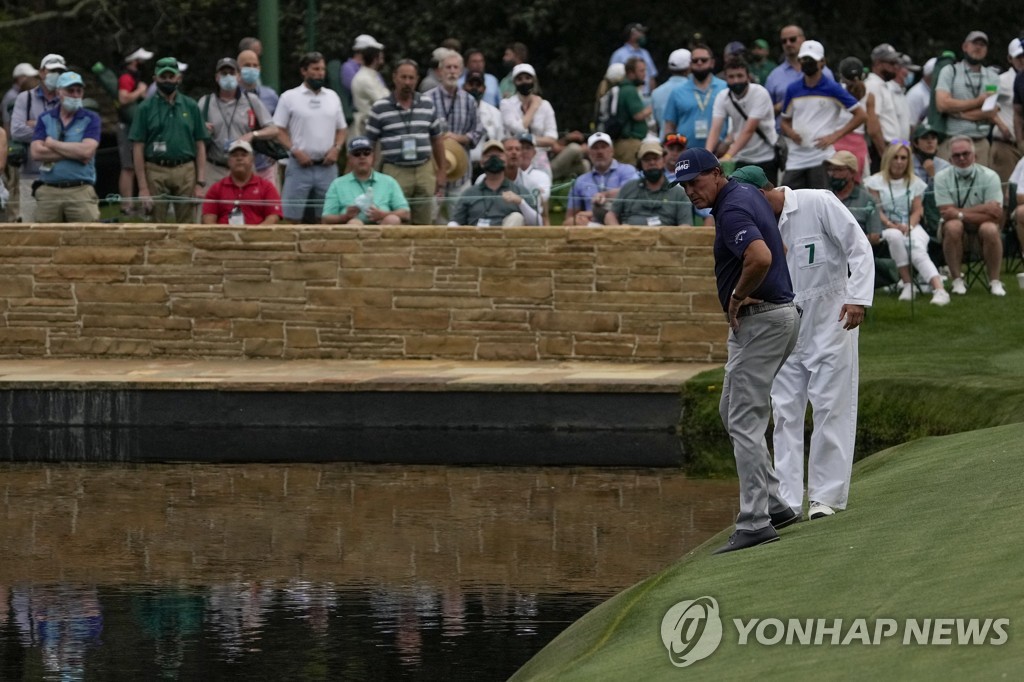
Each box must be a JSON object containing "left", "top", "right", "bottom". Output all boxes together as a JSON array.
[{"left": 768, "top": 187, "right": 874, "bottom": 515}]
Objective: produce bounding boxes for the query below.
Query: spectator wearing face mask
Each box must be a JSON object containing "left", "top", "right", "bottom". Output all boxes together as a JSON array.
[{"left": 11, "top": 54, "right": 67, "bottom": 222}]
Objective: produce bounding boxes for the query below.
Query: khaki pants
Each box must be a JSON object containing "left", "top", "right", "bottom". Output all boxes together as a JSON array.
[
  {"left": 34, "top": 184, "right": 100, "bottom": 223},
  {"left": 204, "top": 162, "right": 231, "bottom": 194},
  {"left": 382, "top": 162, "right": 437, "bottom": 226},
  {"left": 989, "top": 139, "right": 1022, "bottom": 185},
  {"left": 145, "top": 161, "right": 197, "bottom": 223},
  {"left": 613, "top": 138, "right": 642, "bottom": 165}
]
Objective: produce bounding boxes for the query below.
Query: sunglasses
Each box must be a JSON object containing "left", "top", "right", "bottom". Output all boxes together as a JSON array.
[
  {"left": 350, "top": 149, "right": 372, "bottom": 157},
  {"left": 664, "top": 134, "right": 688, "bottom": 147},
  {"left": 692, "top": 57, "right": 711, "bottom": 64},
  {"left": 781, "top": 36, "right": 801, "bottom": 44},
  {"left": 890, "top": 139, "right": 911, "bottom": 147}
]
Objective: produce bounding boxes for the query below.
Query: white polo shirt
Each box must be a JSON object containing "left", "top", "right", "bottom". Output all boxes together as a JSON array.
[{"left": 273, "top": 83, "right": 346, "bottom": 159}]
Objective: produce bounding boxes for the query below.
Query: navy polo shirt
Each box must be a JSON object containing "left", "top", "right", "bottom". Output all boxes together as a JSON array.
[{"left": 711, "top": 179, "right": 793, "bottom": 311}]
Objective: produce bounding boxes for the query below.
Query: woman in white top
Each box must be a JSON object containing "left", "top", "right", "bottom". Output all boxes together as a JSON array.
[{"left": 865, "top": 141, "right": 949, "bottom": 306}]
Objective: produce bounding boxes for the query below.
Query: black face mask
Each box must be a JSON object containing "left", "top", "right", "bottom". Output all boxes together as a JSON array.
[
  {"left": 829, "top": 177, "right": 848, "bottom": 193},
  {"left": 516, "top": 82, "right": 533, "bottom": 96},
  {"left": 632, "top": 78, "right": 644, "bottom": 86},
  {"left": 964, "top": 55, "right": 983, "bottom": 66},
  {"left": 642, "top": 168, "right": 663, "bottom": 183},
  {"left": 305, "top": 78, "right": 324, "bottom": 91},
  {"left": 800, "top": 60, "right": 820, "bottom": 76},
  {"left": 483, "top": 155, "right": 506, "bottom": 173},
  {"left": 916, "top": 148, "right": 936, "bottom": 160},
  {"left": 691, "top": 68, "right": 712, "bottom": 81},
  {"left": 728, "top": 82, "right": 747, "bottom": 95},
  {"left": 156, "top": 81, "right": 178, "bottom": 95}
]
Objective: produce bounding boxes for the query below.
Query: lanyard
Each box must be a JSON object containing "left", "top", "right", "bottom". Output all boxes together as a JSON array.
[
  {"left": 393, "top": 95, "right": 415, "bottom": 134},
  {"left": 953, "top": 170, "right": 976, "bottom": 209},
  {"left": 214, "top": 94, "right": 242, "bottom": 141},
  {"left": 693, "top": 85, "right": 714, "bottom": 114},
  {"left": 887, "top": 179, "right": 911, "bottom": 223}
]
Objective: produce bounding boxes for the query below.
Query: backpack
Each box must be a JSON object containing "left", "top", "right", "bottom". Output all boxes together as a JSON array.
[
  {"left": 596, "top": 85, "right": 623, "bottom": 139},
  {"left": 926, "top": 51, "right": 958, "bottom": 137}
]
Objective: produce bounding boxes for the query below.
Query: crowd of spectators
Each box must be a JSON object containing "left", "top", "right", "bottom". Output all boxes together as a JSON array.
[{"left": 1, "top": 24, "right": 1023, "bottom": 283}]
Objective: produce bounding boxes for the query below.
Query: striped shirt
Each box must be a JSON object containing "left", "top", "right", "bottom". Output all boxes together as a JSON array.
[
  {"left": 426, "top": 86, "right": 482, "bottom": 146},
  {"left": 365, "top": 94, "right": 442, "bottom": 167}
]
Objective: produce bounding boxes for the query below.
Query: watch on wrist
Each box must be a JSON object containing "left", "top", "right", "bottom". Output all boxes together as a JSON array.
[{"left": 957, "top": 211, "right": 964, "bottom": 221}]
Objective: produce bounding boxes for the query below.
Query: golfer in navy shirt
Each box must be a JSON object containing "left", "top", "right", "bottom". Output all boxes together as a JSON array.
[{"left": 676, "top": 149, "right": 801, "bottom": 554}]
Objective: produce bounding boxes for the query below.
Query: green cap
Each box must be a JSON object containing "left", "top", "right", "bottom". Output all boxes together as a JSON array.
[
  {"left": 754, "top": 38, "right": 770, "bottom": 50},
  {"left": 155, "top": 57, "right": 180, "bottom": 76},
  {"left": 912, "top": 122, "right": 942, "bottom": 140},
  {"left": 730, "top": 165, "right": 771, "bottom": 189}
]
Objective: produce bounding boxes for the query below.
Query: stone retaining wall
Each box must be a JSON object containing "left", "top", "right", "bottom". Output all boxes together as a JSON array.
[{"left": 0, "top": 224, "right": 727, "bottom": 362}]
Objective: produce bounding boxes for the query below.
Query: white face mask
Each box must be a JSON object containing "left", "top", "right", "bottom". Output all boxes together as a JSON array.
[{"left": 954, "top": 164, "right": 974, "bottom": 178}]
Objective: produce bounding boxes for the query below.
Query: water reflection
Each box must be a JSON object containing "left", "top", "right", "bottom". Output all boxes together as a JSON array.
[{"left": 0, "top": 462, "right": 737, "bottom": 679}]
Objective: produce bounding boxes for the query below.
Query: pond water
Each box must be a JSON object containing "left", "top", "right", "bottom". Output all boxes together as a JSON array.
[{"left": 0, "top": 462, "right": 738, "bottom": 680}]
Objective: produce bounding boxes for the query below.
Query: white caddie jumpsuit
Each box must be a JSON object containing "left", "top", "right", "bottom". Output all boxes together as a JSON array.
[{"left": 770, "top": 188, "right": 875, "bottom": 512}]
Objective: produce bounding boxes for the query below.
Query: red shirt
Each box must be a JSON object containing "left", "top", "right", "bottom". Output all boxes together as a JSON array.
[
  {"left": 118, "top": 72, "right": 138, "bottom": 94},
  {"left": 202, "top": 174, "right": 283, "bottom": 224}
]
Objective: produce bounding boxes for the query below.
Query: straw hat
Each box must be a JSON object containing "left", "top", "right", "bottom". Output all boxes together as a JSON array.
[{"left": 436, "top": 137, "right": 469, "bottom": 181}]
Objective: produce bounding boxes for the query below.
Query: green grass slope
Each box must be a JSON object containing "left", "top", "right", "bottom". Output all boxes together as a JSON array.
[{"left": 512, "top": 423, "right": 1024, "bottom": 680}]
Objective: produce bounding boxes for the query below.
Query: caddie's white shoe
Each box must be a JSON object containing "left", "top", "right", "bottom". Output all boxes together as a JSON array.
[{"left": 808, "top": 501, "right": 836, "bottom": 520}]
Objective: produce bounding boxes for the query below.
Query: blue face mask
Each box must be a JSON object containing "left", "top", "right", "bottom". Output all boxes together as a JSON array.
[
  {"left": 218, "top": 74, "right": 238, "bottom": 91},
  {"left": 61, "top": 96, "right": 83, "bottom": 112},
  {"left": 904, "top": 73, "right": 916, "bottom": 88},
  {"left": 694, "top": 207, "right": 713, "bottom": 218},
  {"left": 240, "top": 67, "right": 261, "bottom": 85},
  {"left": 44, "top": 72, "right": 61, "bottom": 90}
]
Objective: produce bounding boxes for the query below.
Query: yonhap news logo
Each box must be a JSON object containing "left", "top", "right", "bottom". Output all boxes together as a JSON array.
[
  {"left": 660, "top": 596, "right": 723, "bottom": 667},
  {"left": 660, "top": 596, "right": 1009, "bottom": 668}
]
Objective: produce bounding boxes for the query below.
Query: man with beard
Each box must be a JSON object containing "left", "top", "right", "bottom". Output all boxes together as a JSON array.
[
  {"left": 935, "top": 31, "right": 1000, "bottom": 165},
  {"left": 675, "top": 147, "right": 800, "bottom": 554},
  {"left": 274, "top": 52, "right": 346, "bottom": 223},
  {"left": 707, "top": 58, "right": 778, "bottom": 180},
  {"left": 365, "top": 59, "right": 446, "bottom": 226},
  {"left": 130, "top": 57, "right": 210, "bottom": 223},
  {"left": 779, "top": 41, "right": 865, "bottom": 190},
  {"left": 664, "top": 45, "right": 727, "bottom": 153},
  {"left": 612, "top": 56, "right": 653, "bottom": 164},
  {"left": 427, "top": 50, "right": 482, "bottom": 191}
]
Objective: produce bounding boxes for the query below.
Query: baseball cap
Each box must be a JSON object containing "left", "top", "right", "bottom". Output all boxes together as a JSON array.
[
  {"left": 40, "top": 54, "right": 67, "bottom": 71},
  {"left": 964, "top": 30, "right": 988, "bottom": 44},
  {"left": 899, "top": 54, "right": 921, "bottom": 72},
  {"left": 347, "top": 136, "right": 372, "bottom": 153},
  {"left": 155, "top": 57, "right": 180, "bottom": 76},
  {"left": 753, "top": 39, "right": 770, "bottom": 50},
  {"left": 674, "top": 148, "right": 720, "bottom": 182},
  {"left": 216, "top": 57, "right": 239, "bottom": 72},
  {"left": 923, "top": 57, "right": 937, "bottom": 77},
  {"left": 637, "top": 141, "right": 664, "bottom": 160},
  {"left": 1009, "top": 39, "right": 1024, "bottom": 59},
  {"left": 838, "top": 56, "right": 865, "bottom": 81},
  {"left": 797, "top": 40, "right": 825, "bottom": 62},
  {"left": 516, "top": 132, "right": 535, "bottom": 146},
  {"left": 55, "top": 72, "right": 84, "bottom": 89},
  {"left": 12, "top": 63, "right": 38, "bottom": 78},
  {"left": 125, "top": 48, "right": 154, "bottom": 63},
  {"left": 870, "top": 43, "right": 900, "bottom": 63},
  {"left": 724, "top": 41, "right": 746, "bottom": 56},
  {"left": 730, "top": 165, "right": 770, "bottom": 189},
  {"left": 464, "top": 70, "right": 485, "bottom": 84},
  {"left": 511, "top": 63, "right": 536, "bottom": 79},
  {"left": 352, "top": 34, "right": 384, "bottom": 51},
  {"left": 605, "top": 63, "right": 626, "bottom": 83},
  {"left": 587, "top": 132, "right": 613, "bottom": 147},
  {"left": 825, "top": 150, "right": 859, "bottom": 173},
  {"left": 912, "top": 122, "right": 941, "bottom": 140},
  {"left": 228, "top": 139, "right": 254, "bottom": 154},
  {"left": 481, "top": 139, "right": 504, "bottom": 154},
  {"left": 668, "top": 49, "right": 691, "bottom": 71}
]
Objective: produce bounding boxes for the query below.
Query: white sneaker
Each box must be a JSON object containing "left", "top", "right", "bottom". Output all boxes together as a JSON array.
[
  {"left": 898, "top": 282, "right": 913, "bottom": 301},
  {"left": 808, "top": 501, "right": 835, "bottom": 520},
  {"left": 931, "top": 288, "right": 950, "bottom": 306},
  {"left": 951, "top": 277, "right": 967, "bottom": 295},
  {"left": 990, "top": 280, "right": 1006, "bottom": 297}
]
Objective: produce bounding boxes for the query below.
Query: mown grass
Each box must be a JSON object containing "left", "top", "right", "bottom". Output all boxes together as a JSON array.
[
  {"left": 681, "top": 272, "right": 1024, "bottom": 475},
  {"left": 511, "top": 423, "right": 1024, "bottom": 680}
]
